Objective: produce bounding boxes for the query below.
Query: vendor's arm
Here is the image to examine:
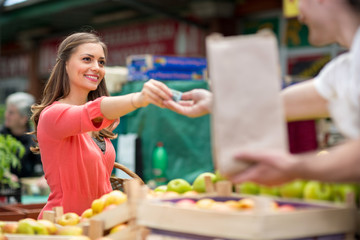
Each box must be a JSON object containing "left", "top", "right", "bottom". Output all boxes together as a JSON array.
[
  {"left": 101, "top": 79, "right": 172, "bottom": 120},
  {"left": 282, "top": 80, "right": 329, "bottom": 121},
  {"left": 230, "top": 138, "right": 360, "bottom": 185}
]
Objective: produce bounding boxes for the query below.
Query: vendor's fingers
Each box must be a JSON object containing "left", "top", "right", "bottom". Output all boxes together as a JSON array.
[
  {"left": 233, "top": 150, "right": 281, "bottom": 166},
  {"left": 163, "top": 100, "right": 189, "bottom": 113},
  {"left": 230, "top": 166, "right": 261, "bottom": 184},
  {"left": 181, "top": 91, "right": 196, "bottom": 100}
]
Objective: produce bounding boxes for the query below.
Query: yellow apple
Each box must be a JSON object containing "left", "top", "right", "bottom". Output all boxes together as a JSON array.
[
  {"left": 57, "top": 212, "right": 80, "bottom": 226},
  {"left": 109, "top": 223, "right": 127, "bottom": 234},
  {"left": 37, "top": 219, "right": 57, "bottom": 234},
  {"left": 182, "top": 190, "right": 199, "bottom": 197},
  {"left": 57, "top": 226, "right": 83, "bottom": 236},
  {"left": 238, "top": 198, "right": 255, "bottom": 209},
  {"left": 195, "top": 198, "right": 215, "bottom": 209},
  {"left": 104, "top": 190, "right": 127, "bottom": 206},
  {"left": 91, "top": 198, "right": 106, "bottom": 214},
  {"left": 81, "top": 208, "right": 93, "bottom": 219},
  {"left": 211, "top": 202, "right": 233, "bottom": 212},
  {"left": 224, "top": 200, "right": 239, "bottom": 209}
]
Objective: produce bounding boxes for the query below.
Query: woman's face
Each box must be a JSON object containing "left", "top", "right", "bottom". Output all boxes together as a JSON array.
[{"left": 65, "top": 43, "right": 106, "bottom": 94}]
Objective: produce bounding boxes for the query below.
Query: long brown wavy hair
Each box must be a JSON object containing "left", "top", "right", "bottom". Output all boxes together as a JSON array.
[{"left": 30, "top": 32, "right": 117, "bottom": 154}]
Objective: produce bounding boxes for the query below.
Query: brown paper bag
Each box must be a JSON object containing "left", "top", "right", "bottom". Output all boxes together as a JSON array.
[{"left": 206, "top": 31, "right": 288, "bottom": 177}]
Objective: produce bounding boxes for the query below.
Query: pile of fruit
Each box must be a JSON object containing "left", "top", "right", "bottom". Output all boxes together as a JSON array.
[
  {"left": 149, "top": 172, "right": 222, "bottom": 198},
  {"left": 149, "top": 171, "right": 359, "bottom": 205},
  {"left": 238, "top": 180, "right": 359, "bottom": 204},
  {"left": 169, "top": 197, "right": 296, "bottom": 212},
  {"left": 0, "top": 218, "right": 83, "bottom": 236},
  {"left": 0, "top": 190, "right": 129, "bottom": 240}
]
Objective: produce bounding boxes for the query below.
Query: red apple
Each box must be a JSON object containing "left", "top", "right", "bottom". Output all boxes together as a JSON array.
[
  {"left": 2, "top": 222, "right": 18, "bottom": 234},
  {"left": 175, "top": 199, "right": 196, "bottom": 208}
]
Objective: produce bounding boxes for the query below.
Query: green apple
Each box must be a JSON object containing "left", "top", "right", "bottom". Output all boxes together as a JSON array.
[
  {"left": 154, "top": 185, "right": 167, "bottom": 193},
  {"left": 280, "top": 179, "right": 307, "bottom": 199},
  {"left": 33, "top": 222, "right": 49, "bottom": 235},
  {"left": 37, "top": 219, "right": 57, "bottom": 235},
  {"left": 214, "top": 170, "right": 227, "bottom": 182},
  {"left": 332, "top": 183, "right": 358, "bottom": 203},
  {"left": 237, "top": 182, "right": 260, "bottom": 195},
  {"left": 303, "top": 181, "right": 333, "bottom": 201},
  {"left": 167, "top": 179, "right": 192, "bottom": 194},
  {"left": 17, "top": 219, "right": 37, "bottom": 234},
  {"left": 192, "top": 172, "right": 216, "bottom": 193},
  {"left": 259, "top": 185, "right": 280, "bottom": 197}
]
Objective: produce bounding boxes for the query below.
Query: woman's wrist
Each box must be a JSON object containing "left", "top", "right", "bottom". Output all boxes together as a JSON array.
[{"left": 131, "top": 93, "right": 140, "bottom": 109}]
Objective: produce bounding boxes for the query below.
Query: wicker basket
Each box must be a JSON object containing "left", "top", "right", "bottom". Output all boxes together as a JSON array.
[{"left": 110, "top": 162, "right": 144, "bottom": 191}]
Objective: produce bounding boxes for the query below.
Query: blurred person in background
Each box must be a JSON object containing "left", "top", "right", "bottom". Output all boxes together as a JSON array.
[
  {"left": 0, "top": 92, "right": 43, "bottom": 178},
  {"left": 164, "top": 0, "right": 360, "bottom": 185}
]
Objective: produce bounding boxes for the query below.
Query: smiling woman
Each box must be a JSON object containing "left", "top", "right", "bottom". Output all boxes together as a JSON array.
[{"left": 29, "top": 32, "right": 174, "bottom": 219}]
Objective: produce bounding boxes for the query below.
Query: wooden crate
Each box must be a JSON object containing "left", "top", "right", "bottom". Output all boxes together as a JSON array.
[
  {"left": 5, "top": 235, "right": 85, "bottom": 240},
  {"left": 137, "top": 195, "right": 357, "bottom": 240},
  {"left": 0, "top": 206, "right": 26, "bottom": 221},
  {"left": 82, "top": 179, "right": 145, "bottom": 240},
  {"left": 5, "top": 203, "right": 45, "bottom": 219}
]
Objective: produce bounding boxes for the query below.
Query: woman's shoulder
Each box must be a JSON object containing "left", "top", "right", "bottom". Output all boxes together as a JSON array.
[{"left": 41, "top": 102, "right": 71, "bottom": 118}]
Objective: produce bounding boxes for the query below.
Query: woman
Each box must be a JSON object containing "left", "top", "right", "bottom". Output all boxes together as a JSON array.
[{"left": 31, "top": 32, "right": 172, "bottom": 218}]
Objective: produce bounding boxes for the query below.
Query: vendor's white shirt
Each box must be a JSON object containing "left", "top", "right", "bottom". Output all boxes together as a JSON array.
[{"left": 314, "top": 27, "right": 360, "bottom": 139}]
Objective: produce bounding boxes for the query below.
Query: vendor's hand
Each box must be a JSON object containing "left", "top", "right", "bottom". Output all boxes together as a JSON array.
[
  {"left": 163, "top": 89, "right": 212, "bottom": 118},
  {"left": 230, "top": 150, "right": 298, "bottom": 186},
  {"left": 134, "top": 79, "right": 172, "bottom": 108}
]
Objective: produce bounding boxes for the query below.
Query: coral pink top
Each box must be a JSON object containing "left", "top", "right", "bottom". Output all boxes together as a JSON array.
[{"left": 37, "top": 97, "right": 115, "bottom": 218}]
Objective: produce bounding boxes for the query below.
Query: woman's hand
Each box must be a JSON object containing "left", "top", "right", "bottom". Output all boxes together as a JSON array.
[
  {"left": 163, "top": 89, "right": 212, "bottom": 118},
  {"left": 134, "top": 79, "right": 172, "bottom": 108}
]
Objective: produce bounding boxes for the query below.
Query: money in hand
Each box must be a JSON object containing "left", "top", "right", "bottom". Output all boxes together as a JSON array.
[{"left": 171, "top": 89, "right": 183, "bottom": 102}]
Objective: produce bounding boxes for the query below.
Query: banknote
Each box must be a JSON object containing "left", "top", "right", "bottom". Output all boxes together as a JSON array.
[{"left": 171, "top": 89, "right": 183, "bottom": 102}]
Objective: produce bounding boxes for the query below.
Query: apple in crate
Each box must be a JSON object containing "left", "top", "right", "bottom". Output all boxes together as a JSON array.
[
  {"left": 91, "top": 198, "right": 106, "bottom": 214},
  {"left": 57, "top": 226, "right": 83, "bottom": 236},
  {"left": 237, "top": 181, "right": 260, "bottom": 195},
  {"left": 37, "top": 219, "right": 57, "bottom": 234},
  {"left": 192, "top": 172, "right": 216, "bottom": 193},
  {"left": 280, "top": 179, "right": 307, "bottom": 199},
  {"left": 102, "top": 190, "right": 127, "bottom": 206},
  {"left": 81, "top": 208, "right": 93, "bottom": 219},
  {"left": 167, "top": 179, "right": 192, "bottom": 194},
  {"left": 57, "top": 212, "right": 80, "bottom": 226},
  {"left": 154, "top": 185, "right": 167, "bottom": 192},
  {"left": 110, "top": 223, "right": 127, "bottom": 234},
  {"left": 2, "top": 222, "right": 18, "bottom": 234},
  {"left": 16, "top": 218, "right": 37, "bottom": 234},
  {"left": 332, "top": 183, "right": 358, "bottom": 203},
  {"left": 304, "top": 181, "right": 333, "bottom": 201}
]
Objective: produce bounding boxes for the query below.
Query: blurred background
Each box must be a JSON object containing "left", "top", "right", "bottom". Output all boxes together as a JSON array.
[{"left": 0, "top": 0, "right": 346, "bottom": 203}]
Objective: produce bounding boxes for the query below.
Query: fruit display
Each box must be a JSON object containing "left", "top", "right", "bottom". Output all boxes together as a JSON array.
[
  {"left": 137, "top": 194, "right": 356, "bottom": 240},
  {"left": 0, "top": 189, "right": 134, "bottom": 240},
  {"left": 237, "top": 180, "right": 360, "bottom": 204}
]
